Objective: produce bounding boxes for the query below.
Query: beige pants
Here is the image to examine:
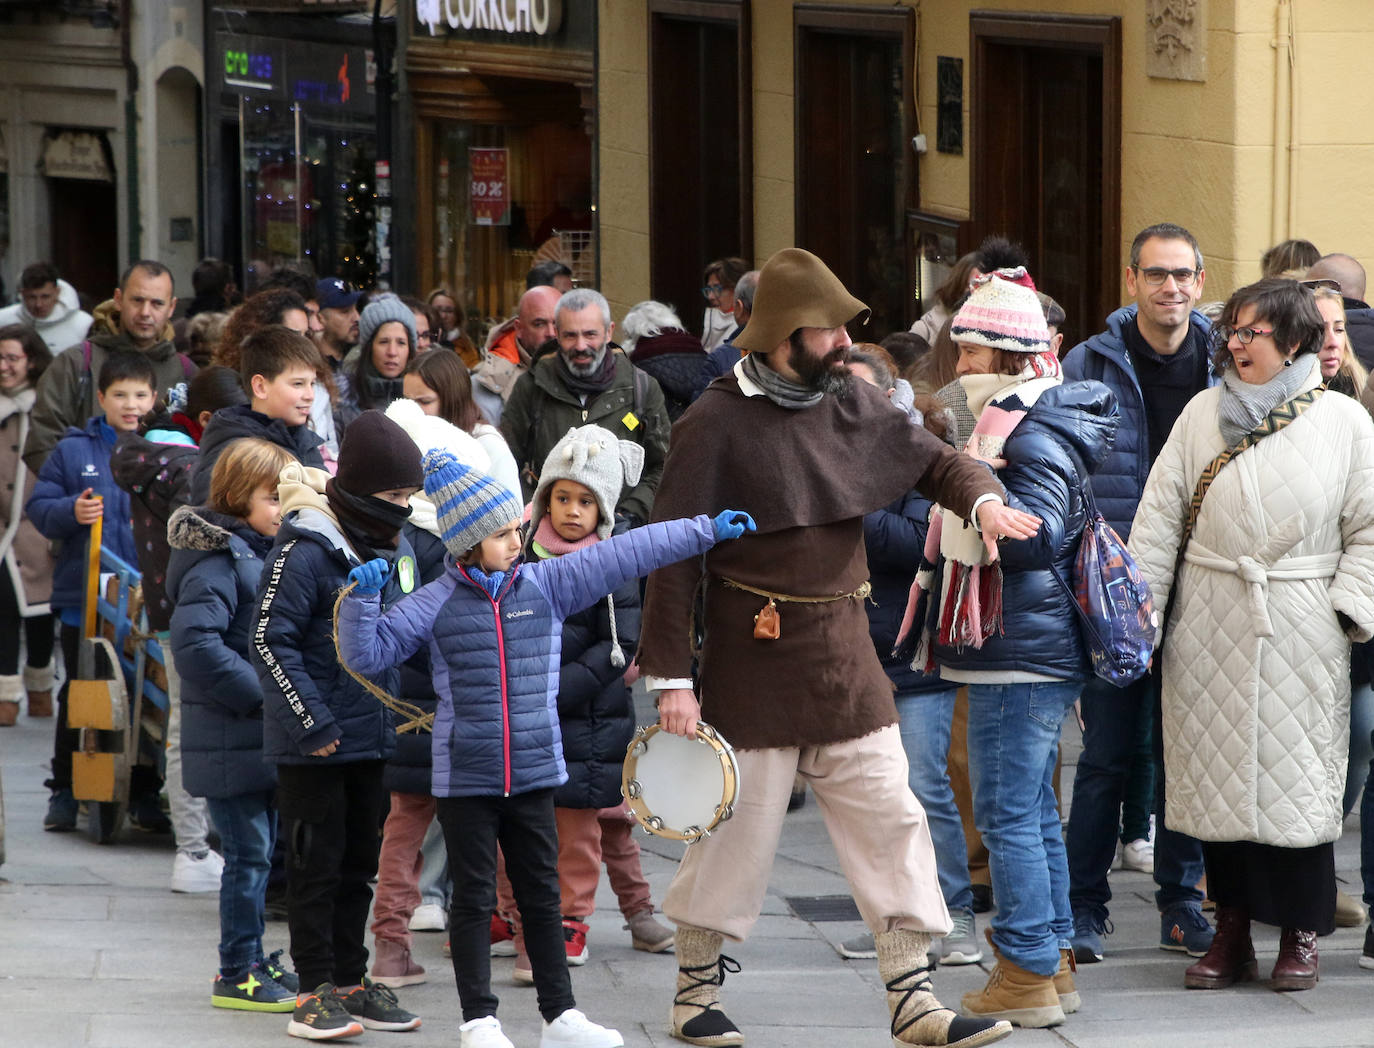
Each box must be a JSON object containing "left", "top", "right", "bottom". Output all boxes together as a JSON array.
[{"left": 663, "top": 724, "right": 952, "bottom": 942}]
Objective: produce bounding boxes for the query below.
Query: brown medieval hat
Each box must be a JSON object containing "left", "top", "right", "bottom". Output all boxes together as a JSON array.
[{"left": 733, "top": 248, "right": 870, "bottom": 353}]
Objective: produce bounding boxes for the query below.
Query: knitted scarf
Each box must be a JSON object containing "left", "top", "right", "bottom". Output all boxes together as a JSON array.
[
  {"left": 894, "top": 350, "right": 1063, "bottom": 667},
  {"left": 1218, "top": 353, "right": 1317, "bottom": 448},
  {"left": 740, "top": 351, "right": 824, "bottom": 410},
  {"left": 529, "top": 516, "right": 626, "bottom": 668},
  {"left": 554, "top": 345, "right": 618, "bottom": 399}
]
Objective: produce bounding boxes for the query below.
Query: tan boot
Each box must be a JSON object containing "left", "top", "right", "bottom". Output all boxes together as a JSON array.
[
  {"left": 0, "top": 674, "right": 21, "bottom": 726},
  {"left": 960, "top": 953, "right": 1065, "bottom": 1029},
  {"left": 983, "top": 927, "right": 1079, "bottom": 1015},
  {"left": 24, "top": 663, "right": 53, "bottom": 718},
  {"left": 1055, "top": 949, "right": 1080, "bottom": 1014},
  {"left": 876, "top": 929, "right": 1012, "bottom": 1047},
  {"left": 670, "top": 925, "right": 743, "bottom": 1046}
]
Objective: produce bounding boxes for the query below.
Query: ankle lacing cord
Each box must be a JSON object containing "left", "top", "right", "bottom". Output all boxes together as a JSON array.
[
  {"left": 675, "top": 955, "right": 742, "bottom": 1015},
  {"left": 885, "top": 961, "right": 953, "bottom": 1040}
]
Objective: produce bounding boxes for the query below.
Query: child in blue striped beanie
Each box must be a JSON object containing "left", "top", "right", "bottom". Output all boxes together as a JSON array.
[{"left": 335, "top": 445, "right": 756, "bottom": 1048}]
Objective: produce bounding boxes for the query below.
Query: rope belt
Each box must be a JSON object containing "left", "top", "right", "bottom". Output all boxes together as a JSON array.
[
  {"left": 719, "top": 576, "right": 873, "bottom": 604},
  {"left": 719, "top": 575, "right": 872, "bottom": 641}
]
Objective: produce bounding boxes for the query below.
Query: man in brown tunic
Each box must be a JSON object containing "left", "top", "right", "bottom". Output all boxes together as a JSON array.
[{"left": 639, "top": 249, "right": 1038, "bottom": 1048}]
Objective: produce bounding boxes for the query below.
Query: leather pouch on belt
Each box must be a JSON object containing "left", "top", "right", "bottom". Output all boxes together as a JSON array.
[{"left": 753, "top": 598, "right": 780, "bottom": 640}]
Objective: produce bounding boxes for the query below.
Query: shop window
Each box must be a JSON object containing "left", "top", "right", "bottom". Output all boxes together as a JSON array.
[
  {"left": 795, "top": 5, "right": 915, "bottom": 338},
  {"left": 648, "top": 0, "right": 751, "bottom": 336},
  {"left": 971, "top": 13, "right": 1121, "bottom": 348},
  {"left": 240, "top": 98, "right": 378, "bottom": 289}
]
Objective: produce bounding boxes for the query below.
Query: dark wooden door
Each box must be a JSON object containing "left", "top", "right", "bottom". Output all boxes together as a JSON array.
[
  {"left": 972, "top": 16, "right": 1121, "bottom": 349},
  {"left": 649, "top": 7, "right": 749, "bottom": 333},
  {"left": 796, "top": 15, "right": 913, "bottom": 340},
  {"left": 49, "top": 178, "right": 119, "bottom": 303}
]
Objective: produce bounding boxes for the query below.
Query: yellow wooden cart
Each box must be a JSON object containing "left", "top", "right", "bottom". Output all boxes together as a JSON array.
[{"left": 67, "top": 510, "right": 171, "bottom": 843}]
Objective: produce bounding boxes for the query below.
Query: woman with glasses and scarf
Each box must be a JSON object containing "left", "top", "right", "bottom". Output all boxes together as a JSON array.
[
  {"left": 1129, "top": 277, "right": 1374, "bottom": 992},
  {"left": 700, "top": 257, "right": 748, "bottom": 353}
]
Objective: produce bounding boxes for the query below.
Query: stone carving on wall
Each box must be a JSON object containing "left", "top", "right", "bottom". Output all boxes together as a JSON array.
[{"left": 1147, "top": 0, "right": 1206, "bottom": 82}]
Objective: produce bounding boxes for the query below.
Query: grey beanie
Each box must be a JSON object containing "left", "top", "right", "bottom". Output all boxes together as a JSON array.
[
  {"left": 359, "top": 293, "right": 419, "bottom": 355},
  {"left": 530, "top": 425, "right": 644, "bottom": 540}
]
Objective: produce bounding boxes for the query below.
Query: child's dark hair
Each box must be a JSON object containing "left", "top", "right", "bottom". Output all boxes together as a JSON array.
[
  {"left": 185, "top": 364, "right": 248, "bottom": 419},
  {"left": 238, "top": 325, "right": 323, "bottom": 389},
  {"left": 97, "top": 350, "right": 157, "bottom": 394}
]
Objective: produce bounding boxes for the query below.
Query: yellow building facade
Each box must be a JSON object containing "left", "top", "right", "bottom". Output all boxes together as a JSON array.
[{"left": 598, "top": 0, "right": 1374, "bottom": 344}]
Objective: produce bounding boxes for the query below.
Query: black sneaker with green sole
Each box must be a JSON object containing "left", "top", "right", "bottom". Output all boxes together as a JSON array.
[
  {"left": 262, "top": 949, "right": 300, "bottom": 993},
  {"left": 211, "top": 968, "right": 295, "bottom": 1012},
  {"left": 288, "top": 984, "right": 365, "bottom": 1041},
  {"left": 340, "top": 977, "right": 421, "bottom": 1031}
]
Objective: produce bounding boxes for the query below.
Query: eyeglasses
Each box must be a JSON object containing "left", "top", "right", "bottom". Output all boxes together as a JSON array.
[
  {"left": 425, "top": 330, "right": 441, "bottom": 342},
  {"left": 0, "top": 354, "right": 26, "bottom": 366},
  {"left": 701, "top": 285, "right": 726, "bottom": 299},
  {"left": 1300, "top": 278, "right": 1342, "bottom": 293},
  {"left": 1134, "top": 266, "right": 1200, "bottom": 288},
  {"left": 1220, "top": 325, "right": 1275, "bottom": 345}
]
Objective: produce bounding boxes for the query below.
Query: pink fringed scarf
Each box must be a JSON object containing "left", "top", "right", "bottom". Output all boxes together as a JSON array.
[{"left": 894, "top": 349, "right": 1063, "bottom": 670}]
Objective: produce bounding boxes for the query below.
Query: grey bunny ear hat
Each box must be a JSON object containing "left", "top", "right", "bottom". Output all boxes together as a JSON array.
[{"left": 529, "top": 424, "right": 644, "bottom": 540}]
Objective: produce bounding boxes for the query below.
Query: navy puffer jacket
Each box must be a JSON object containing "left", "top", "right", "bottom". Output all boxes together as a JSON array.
[
  {"left": 1061, "top": 306, "right": 1212, "bottom": 538},
  {"left": 167, "top": 505, "right": 277, "bottom": 798},
  {"left": 864, "top": 490, "right": 950, "bottom": 696},
  {"left": 187, "top": 405, "right": 325, "bottom": 507},
  {"left": 935, "top": 381, "right": 1119, "bottom": 680},
  {"left": 385, "top": 524, "right": 448, "bottom": 795},
  {"left": 254, "top": 507, "right": 412, "bottom": 764},
  {"left": 337, "top": 516, "right": 716, "bottom": 799},
  {"left": 539, "top": 541, "right": 640, "bottom": 809}
]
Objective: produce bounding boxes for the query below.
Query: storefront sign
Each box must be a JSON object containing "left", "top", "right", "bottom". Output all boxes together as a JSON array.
[
  {"left": 417, "top": 0, "right": 564, "bottom": 37},
  {"left": 223, "top": 44, "right": 281, "bottom": 92},
  {"left": 469, "top": 148, "right": 510, "bottom": 226},
  {"left": 218, "top": 35, "right": 373, "bottom": 114},
  {"left": 41, "top": 131, "right": 113, "bottom": 182}
]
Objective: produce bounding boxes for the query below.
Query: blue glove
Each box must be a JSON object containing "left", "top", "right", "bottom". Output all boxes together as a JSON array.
[
  {"left": 712, "top": 510, "right": 757, "bottom": 541},
  {"left": 348, "top": 557, "right": 391, "bottom": 595}
]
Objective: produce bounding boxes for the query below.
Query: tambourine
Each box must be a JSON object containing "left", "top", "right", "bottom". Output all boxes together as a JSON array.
[{"left": 621, "top": 722, "right": 740, "bottom": 843}]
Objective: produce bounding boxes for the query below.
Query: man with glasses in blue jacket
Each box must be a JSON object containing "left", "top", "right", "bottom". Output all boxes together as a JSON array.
[{"left": 1061, "top": 222, "right": 1216, "bottom": 965}]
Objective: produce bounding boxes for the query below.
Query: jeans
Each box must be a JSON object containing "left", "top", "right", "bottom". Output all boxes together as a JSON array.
[
  {"left": 896, "top": 687, "right": 973, "bottom": 914},
  {"left": 437, "top": 789, "right": 575, "bottom": 1024},
  {"left": 205, "top": 790, "right": 277, "bottom": 977},
  {"left": 1066, "top": 670, "right": 1204, "bottom": 917},
  {"left": 1345, "top": 682, "right": 1373, "bottom": 817},
  {"left": 966, "top": 680, "right": 1080, "bottom": 976}
]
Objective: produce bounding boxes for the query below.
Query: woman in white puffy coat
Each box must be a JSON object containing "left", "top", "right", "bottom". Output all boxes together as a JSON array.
[{"left": 1129, "top": 278, "right": 1374, "bottom": 992}]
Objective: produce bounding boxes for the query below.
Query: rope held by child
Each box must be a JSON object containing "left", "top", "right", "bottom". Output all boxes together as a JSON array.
[{"left": 330, "top": 580, "right": 433, "bottom": 734}]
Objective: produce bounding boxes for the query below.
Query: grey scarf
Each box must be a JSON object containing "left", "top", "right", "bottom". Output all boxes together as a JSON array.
[
  {"left": 1218, "top": 353, "right": 1318, "bottom": 448},
  {"left": 740, "top": 351, "right": 823, "bottom": 410}
]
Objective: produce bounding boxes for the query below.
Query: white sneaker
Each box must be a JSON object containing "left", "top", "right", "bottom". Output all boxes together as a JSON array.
[
  {"left": 409, "top": 902, "right": 448, "bottom": 932},
  {"left": 170, "top": 850, "right": 224, "bottom": 893},
  {"left": 539, "top": 1008, "right": 624, "bottom": 1048},
  {"left": 460, "top": 1015, "right": 515, "bottom": 1048},
  {"left": 1121, "top": 838, "right": 1154, "bottom": 873}
]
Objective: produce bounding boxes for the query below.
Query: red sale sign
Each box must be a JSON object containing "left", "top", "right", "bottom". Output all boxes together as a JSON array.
[{"left": 469, "top": 148, "right": 510, "bottom": 226}]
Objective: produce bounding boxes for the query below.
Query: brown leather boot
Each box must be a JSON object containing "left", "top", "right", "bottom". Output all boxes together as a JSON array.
[
  {"left": 1271, "top": 928, "right": 1318, "bottom": 991},
  {"left": 1184, "top": 905, "right": 1257, "bottom": 989}
]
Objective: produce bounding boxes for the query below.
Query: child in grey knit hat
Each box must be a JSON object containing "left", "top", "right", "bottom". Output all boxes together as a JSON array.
[
  {"left": 520, "top": 425, "right": 679, "bottom": 959},
  {"left": 334, "top": 445, "right": 756, "bottom": 1048}
]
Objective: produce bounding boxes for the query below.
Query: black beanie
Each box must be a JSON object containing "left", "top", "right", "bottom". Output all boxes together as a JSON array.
[{"left": 335, "top": 410, "right": 423, "bottom": 496}]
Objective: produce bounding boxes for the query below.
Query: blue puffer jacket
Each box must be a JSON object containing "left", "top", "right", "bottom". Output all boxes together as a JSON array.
[
  {"left": 864, "top": 490, "right": 949, "bottom": 696},
  {"left": 935, "top": 381, "right": 1119, "bottom": 680},
  {"left": 385, "top": 524, "right": 448, "bottom": 796},
  {"left": 538, "top": 539, "right": 641, "bottom": 810},
  {"left": 26, "top": 417, "right": 138, "bottom": 613},
  {"left": 337, "top": 516, "right": 716, "bottom": 799},
  {"left": 254, "top": 505, "right": 413, "bottom": 765},
  {"left": 1061, "top": 305, "right": 1212, "bottom": 538},
  {"left": 166, "top": 505, "right": 277, "bottom": 798}
]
